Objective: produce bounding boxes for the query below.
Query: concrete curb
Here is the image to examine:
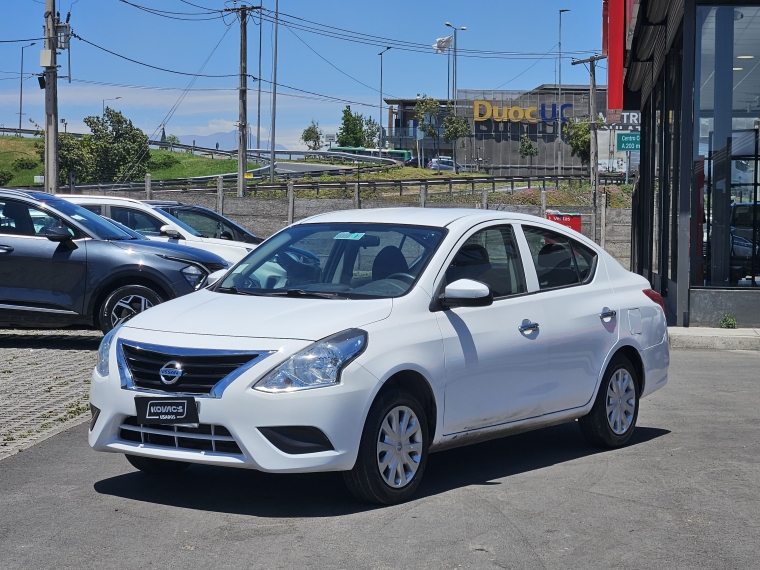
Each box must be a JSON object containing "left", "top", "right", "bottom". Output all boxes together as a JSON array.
[{"left": 668, "top": 327, "right": 760, "bottom": 351}]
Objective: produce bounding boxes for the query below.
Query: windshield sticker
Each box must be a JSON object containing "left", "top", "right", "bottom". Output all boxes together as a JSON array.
[{"left": 333, "top": 232, "right": 366, "bottom": 240}]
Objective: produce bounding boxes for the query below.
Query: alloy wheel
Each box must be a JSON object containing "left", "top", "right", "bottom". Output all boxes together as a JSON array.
[
  {"left": 606, "top": 368, "right": 636, "bottom": 435},
  {"left": 110, "top": 294, "right": 153, "bottom": 327},
  {"left": 376, "top": 405, "right": 423, "bottom": 488}
]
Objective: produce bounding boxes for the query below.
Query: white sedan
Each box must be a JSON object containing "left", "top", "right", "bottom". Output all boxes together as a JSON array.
[
  {"left": 89, "top": 208, "right": 669, "bottom": 504},
  {"left": 62, "top": 196, "right": 255, "bottom": 264}
]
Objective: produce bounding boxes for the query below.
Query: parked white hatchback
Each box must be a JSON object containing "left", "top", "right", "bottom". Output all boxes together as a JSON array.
[
  {"left": 62, "top": 196, "right": 254, "bottom": 263},
  {"left": 89, "top": 208, "right": 669, "bottom": 504}
]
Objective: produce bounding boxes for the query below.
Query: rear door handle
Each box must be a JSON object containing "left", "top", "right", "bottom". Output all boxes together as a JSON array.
[
  {"left": 0, "top": 245, "right": 13, "bottom": 252},
  {"left": 599, "top": 309, "right": 617, "bottom": 320},
  {"left": 518, "top": 321, "right": 539, "bottom": 333}
]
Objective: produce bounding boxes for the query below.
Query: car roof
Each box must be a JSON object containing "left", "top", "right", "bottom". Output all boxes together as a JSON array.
[
  {"left": 64, "top": 195, "right": 154, "bottom": 206},
  {"left": 144, "top": 200, "right": 184, "bottom": 207},
  {"left": 297, "top": 208, "right": 551, "bottom": 228}
]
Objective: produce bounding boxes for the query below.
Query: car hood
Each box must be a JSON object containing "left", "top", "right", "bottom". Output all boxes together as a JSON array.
[
  {"left": 123, "top": 289, "right": 393, "bottom": 340},
  {"left": 109, "top": 239, "right": 227, "bottom": 267}
]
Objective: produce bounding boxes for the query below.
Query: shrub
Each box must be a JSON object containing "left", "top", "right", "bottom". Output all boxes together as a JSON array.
[
  {"left": 0, "top": 170, "right": 13, "bottom": 186},
  {"left": 148, "top": 153, "right": 181, "bottom": 170},
  {"left": 719, "top": 313, "right": 737, "bottom": 329},
  {"left": 12, "top": 157, "right": 38, "bottom": 170}
]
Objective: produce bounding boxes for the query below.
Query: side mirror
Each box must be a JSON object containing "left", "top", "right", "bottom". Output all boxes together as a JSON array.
[
  {"left": 219, "top": 230, "right": 234, "bottom": 241},
  {"left": 45, "top": 226, "right": 72, "bottom": 242},
  {"left": 206, "top": 268, "right": 227, "bottom": 287},
  {"left": 159, "top": 225, "right": 183, "bottom": 240},
  {"left": 441, "top": 279, "right": 493, "bottom": 308}
]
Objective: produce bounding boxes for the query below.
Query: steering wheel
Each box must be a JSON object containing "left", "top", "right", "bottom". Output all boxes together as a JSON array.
[
  {"left": 233, "top": 274, "right": 261, "bottom": 289},
  {"left": 385, "top": 272, "right": 416, "bottom": 285}
]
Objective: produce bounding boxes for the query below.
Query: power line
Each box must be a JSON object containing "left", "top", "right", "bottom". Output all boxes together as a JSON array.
[
  {"left": 493, "top": 43, "right": 558, "bottom": 89},
  {"left": 0, "top": 37, "right": 46, "bottom": 43},
  {"left": 117, "top": 0, "right": 226, "bottom": 21}
]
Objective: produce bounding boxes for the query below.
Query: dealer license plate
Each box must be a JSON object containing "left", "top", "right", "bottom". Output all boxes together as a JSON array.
[{"left": 135, "top": 396, "right": 199, "bottom": 425}]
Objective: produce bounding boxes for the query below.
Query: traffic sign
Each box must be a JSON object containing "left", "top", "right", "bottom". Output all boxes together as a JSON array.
[
  {"left": 325, "top": 133, "right": 336, "bottom": 142},
  {"left": 416, "top": 128, "right": 425, "bottom": 141},
  {"left": 616, "top": 132, "right": 640, "bottom": 151}
]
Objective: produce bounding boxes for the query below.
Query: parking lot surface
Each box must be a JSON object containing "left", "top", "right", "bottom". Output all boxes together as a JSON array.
[
  {"left": 0, "top": 348, "right": 758, "bottom": 569},
  {"left": 0, "top": 329, "right": 99, "bottom": 460}
]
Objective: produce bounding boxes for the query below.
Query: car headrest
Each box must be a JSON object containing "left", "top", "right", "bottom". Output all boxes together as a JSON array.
[
  {"left": 372, "top": 246, "right": 409, "bottom": 281},
  {"left": 452, "top": 243, "right": 490, "bottom": 267}
]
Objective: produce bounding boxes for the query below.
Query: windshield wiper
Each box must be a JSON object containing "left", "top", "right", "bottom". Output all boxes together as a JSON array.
[
  {"left": 216, "top": 286, "right": 265, "bottom": 296},
  {"left": 283, "top": 289, "right": 348, "bottom": 299}
]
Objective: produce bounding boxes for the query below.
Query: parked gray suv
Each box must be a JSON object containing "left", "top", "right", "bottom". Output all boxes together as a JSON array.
[{"left": 0, "top": 190, "right": 228, "bottom": 333}]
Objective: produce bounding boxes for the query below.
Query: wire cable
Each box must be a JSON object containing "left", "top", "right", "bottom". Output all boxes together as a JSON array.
[{"left": 493, "top": 43, "right": 558, "bottom": 89}]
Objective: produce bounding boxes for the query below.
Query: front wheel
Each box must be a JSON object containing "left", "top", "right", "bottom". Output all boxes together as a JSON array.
[
  {"left": 99, "top": 285, "right": 163, "bottom": 333},
  {"left": 344, "top": 389, "right": 429, "bottom": 505},
  {"left": 579, "top": 355, "right": 640, "bottom": 448}
]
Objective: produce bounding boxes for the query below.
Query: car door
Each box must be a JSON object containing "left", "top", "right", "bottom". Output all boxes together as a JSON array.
[
  {"left": 436, "top": 223, "right": 549, "bottom": 435},
  {"left": 519, "top": 224, "right": 619, "bottom": 413},
  {"left": 0, "top": 198, "right": 87, "bottom": 314}
]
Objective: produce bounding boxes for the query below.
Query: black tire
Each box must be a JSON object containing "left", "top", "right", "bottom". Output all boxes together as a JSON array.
[
  {"left": 343, "top": 389, "right": 429, "bottom": 505},
  {"left": 579, "top": 354, "right": 640, "bottom": 448},
  {"left": 99, "top": 285, "right": 163, "bottom": 334},
  {"left": 125, "top": 454, "right": 189, "bottom": 474}
]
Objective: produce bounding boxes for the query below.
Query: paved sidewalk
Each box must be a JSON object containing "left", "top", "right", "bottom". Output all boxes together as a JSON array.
[
  {"left": 0, "top": 329, "right": 100, "bottom": 461},
  {"left": 668, "top": 326, "right": 760, "bottom": 350}
]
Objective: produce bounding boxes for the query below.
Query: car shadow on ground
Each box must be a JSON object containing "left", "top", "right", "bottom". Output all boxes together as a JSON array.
[
  {"left": 93, "top": 422, "right": 669, "bottom": 517},
  {"left": 0, "top": 332, "right": 101, "bottom": 351}
]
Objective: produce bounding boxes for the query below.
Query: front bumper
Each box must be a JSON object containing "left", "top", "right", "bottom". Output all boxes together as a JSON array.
[{"left": 88, "top": 330, "right": 380, "bottom": 473}]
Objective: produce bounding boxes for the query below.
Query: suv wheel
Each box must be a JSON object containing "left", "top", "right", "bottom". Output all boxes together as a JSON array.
[
  {"left": 100, "top": 285, "right": 163, "bottom": 333},
  {"left": 578, "top": 355, "right": 640, "bottom": 448},
  {"left": 344, "top": 389, "right": 429, "bottom": 505}
]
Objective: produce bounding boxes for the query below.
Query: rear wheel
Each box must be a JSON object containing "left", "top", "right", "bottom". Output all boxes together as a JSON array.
[
  {"left": 579, "top": 355, "right": 640, "bottom": 448},
  {"left": 344, "top": 389, "right": 429, "bottom": 505},
  {"left": 125, "top": 454, "right": 189, "bottom": 475},
  {"left": 99, "top": 285, "right": 163, "bottom": 333}
]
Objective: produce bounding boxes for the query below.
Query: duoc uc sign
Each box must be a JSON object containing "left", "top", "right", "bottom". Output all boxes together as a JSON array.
[{"left": 474, "top": 100, "right": 573, "bottom": 123}]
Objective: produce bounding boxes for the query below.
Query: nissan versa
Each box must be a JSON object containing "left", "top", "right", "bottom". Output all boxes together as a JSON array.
[{"left": 89, "top": 208, "right": 669, "bottom": 504}]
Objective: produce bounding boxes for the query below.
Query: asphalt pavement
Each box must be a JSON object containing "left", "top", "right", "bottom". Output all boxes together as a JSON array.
[{"left": 0, "top": 348, "right": 758, "bottom": 570}]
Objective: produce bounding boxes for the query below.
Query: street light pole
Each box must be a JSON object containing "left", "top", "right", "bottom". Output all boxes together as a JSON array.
[
  {"left": 269, "top": 0, "right": 279, "bottom": 183},
  {"left": 379, "top": 47, "right": 391, "bottom": 149},
  {"left": 445, "top": 22, "right": 466, "bottom": 174},
  {"left": 102, "top": 96, "right": 121, "bottom": 116},
  {"left": 558, "top": 9, "right": 569, "bottom": 176},
  {"left": 18, "top": 42, "right": 35, "bottom": 132}
]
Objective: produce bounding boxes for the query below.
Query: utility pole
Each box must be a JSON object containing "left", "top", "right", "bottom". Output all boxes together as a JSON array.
[
  {"left": 19, "top": 42, "right": 35, "bottom": 132},
  {"left": 445, "top": 22, "right": 466, "bottom": 174},
  {"left": 237, "top": 5, "right": 247, "bottom": 197},
  {"left": 256, "top": 7, "right": 263, "bottom": 162},
  {"left": 572, "top": 53, "right": 606, "bottom": 243},
  {"left": 558, "top": 9, "right": 569, "bottom": 176},
  {"left": 270, "top": 0, "right": 279, "bottom": 183},
  {"left": 379, "top": 47, "right": 391, "bottom": 149},
  {"left": 42, "top": 0, "right": 58, "bottom": 194}
]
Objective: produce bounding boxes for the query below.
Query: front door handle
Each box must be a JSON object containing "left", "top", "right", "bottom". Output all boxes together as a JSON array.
[
  {"left": 599, "top": 309, "right": 617, "bottom": 320},
  {"left": 0, "top": 245, "right": 13, "bottom": 252},
  {"left": 518, "top": 321, "right": 539, "bottom": 333}
]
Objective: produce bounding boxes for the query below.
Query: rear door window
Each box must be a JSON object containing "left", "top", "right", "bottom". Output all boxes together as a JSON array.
[
  {"left": 522, "top": 225, "right": 597, "bottom": 290},
  {"left": 111, "top": 207, "right": 164, "bottom": 237}
]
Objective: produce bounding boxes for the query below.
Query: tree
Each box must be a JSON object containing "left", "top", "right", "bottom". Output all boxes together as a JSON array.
[
  {"left": 362, "top": 117, "right": 380, "bottom": 148},
  {"left": 441, "top": 103, "right": 472, "bottom": 173},
  {"left": 415, "top": 95, "right": 442, "bottom": 173},
  {"left": 300, "top": 119, "right": 323, "bottom": 151},
  {"left": 336, "top": 105, "right": 364, "bottom": 148},
  {"left": 518, "top": 133, "right": 539, "bottom": 175},
  {"left": 562, "top": 115, "right": 603, "bottom": 166},
  {"left": 165, "top": 134, "right": 180, "bottom": 146},
  {"left": 33, "top": 108, "right": 150, "bottom": 183}
]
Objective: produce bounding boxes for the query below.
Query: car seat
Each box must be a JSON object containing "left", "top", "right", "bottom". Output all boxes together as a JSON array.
[
  {"left": 372, "top": 246, "right": 409, "bottom": 281},
  {"left": 0, "top": 202, "right": 34, "bottom": 235},
  {"left": 536, "top": 242, "right": 578, "bottom": 288},
  {"left": 446, "top": 243, "right": 492, "bottom": 284}
]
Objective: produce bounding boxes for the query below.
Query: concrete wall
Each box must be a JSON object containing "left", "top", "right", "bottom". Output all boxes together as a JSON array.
[
  {"left": 690, "top": 289, "right": 760, "bottom": 328},
  {"left": 79, "top": 188, "right": 632, "bottom": 271}
]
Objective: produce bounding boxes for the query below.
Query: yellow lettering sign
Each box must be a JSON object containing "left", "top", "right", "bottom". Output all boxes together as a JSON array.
[
  {"left": 474, "top": 100, "right": 492, "bottom": 121},
  {"left": 525, "top": 106, "right": 537, "bottom": 123}
]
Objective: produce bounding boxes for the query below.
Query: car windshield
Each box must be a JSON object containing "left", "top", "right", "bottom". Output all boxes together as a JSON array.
[
  {"left": 216, "top": 223, "right": 446, "bottom": 299},
  {"left": 41, "top": 198, "right": 134, "bottom": 240},
  {"left": 153, "top": 208, "right": 203, "bottom": 237}
]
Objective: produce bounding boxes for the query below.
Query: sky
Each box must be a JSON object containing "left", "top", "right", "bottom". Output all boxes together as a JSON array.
[{"left": 0, "top": 0, "right": 606, "bottom": 149}]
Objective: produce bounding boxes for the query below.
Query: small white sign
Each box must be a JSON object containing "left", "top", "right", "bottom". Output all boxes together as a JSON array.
[
  {"left": 34, "top": 175, "right": 45, "bottom": 184},
  {"left": 325, "top": 134, "right": 336, "bottom": 142}
]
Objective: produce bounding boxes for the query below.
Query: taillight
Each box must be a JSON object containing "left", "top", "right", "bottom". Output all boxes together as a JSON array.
[{"left": 643, "top": 288, "right": 665, "bottom": 313}]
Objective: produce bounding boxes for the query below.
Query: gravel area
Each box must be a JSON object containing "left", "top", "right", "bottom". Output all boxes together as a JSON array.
[{"left": 0, "top": 328, "right": 101, "bottom": 461}]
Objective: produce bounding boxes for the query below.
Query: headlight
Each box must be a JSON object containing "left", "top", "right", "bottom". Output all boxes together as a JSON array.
[
  {"left": 96, "top": 325, "right": 121, "bottom": 377},
  {"left": 254, "top": 329, "right": 368, "bottom": 393},
  {"left": 181, "top": 265, "right": 206, "bottom": 289}
]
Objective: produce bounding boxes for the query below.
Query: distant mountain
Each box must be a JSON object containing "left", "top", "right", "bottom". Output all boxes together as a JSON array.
[{"left": 176, "top": 131, "right": 287, "bottom": 151}]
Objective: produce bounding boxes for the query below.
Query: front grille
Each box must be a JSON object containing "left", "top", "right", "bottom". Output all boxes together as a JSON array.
[
  {"left": 119, "top": 416, "right": 243, "bottom": 455},
  {"left": 121, "top": 343, "right": 258, "bottom": 395}
]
